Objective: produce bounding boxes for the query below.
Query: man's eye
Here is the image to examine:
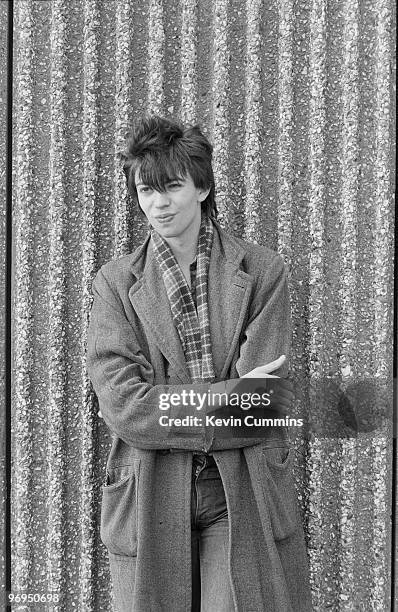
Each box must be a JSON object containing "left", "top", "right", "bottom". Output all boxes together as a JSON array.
[
  {"left": 139, "top": 186, "right": 152, "bottom": 193},
  {"left": 167, "top": 182, "right": 181, "bottom": 189}
]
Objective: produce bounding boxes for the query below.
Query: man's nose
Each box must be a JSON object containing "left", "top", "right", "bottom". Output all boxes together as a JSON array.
[{"left": 153, "top": 190, "right": 170, "bottom": 208}]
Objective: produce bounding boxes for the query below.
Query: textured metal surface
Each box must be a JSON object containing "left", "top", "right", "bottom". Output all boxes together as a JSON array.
[
  {"left": 10, "top": 0, "right": 395, "bottom": 610},
  {"left": 0, "top": 0, "right": 8, "bottom": 598}
]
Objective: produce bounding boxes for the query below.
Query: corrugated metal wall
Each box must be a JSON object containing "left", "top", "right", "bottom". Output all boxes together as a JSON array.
[
  {"left": 4, "top": 0, "right": 395, "bottom": 609},
  {"left": 0, "top": 0, "right": 8, "bottom": 602}
]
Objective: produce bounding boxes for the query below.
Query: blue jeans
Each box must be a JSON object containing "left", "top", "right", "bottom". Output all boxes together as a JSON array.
[{"left": 191, "top": 454, "right": 235, "bottom": 612}]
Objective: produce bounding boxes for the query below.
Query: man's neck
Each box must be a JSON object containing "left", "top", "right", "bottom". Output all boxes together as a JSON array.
[
  {"left": 167, "top": 240, "right": 197, "bottom": 266},
  {"left": 163, "top": 215, "right": 201, "bottom": 266}
]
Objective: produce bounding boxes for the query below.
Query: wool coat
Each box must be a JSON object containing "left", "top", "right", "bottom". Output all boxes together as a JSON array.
[{"left": 86, "top": 220, "right": 312, "bottom": 612}]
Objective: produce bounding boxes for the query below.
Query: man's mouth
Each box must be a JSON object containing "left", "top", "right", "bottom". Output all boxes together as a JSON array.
[{"left": 155, "top": 214, "right": 175, "bottom": 223}]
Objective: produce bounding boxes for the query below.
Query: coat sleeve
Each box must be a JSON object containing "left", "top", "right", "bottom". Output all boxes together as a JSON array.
[
  {"left": 204, "top": 252, "right": 292, "bottom": 451},
  {"left": 86, "top": 254, "right": 291, "bottom": 452},
  {"left": 86, "top": 268, "right": 213, "bottom": 451},
  {"left": 235, "top": 252, "right": 291, "bottom": 379}
]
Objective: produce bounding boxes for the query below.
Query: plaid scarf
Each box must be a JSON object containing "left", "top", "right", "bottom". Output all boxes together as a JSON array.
[{"left": 151, "top": 213, "right": 215, "bottom": 384}]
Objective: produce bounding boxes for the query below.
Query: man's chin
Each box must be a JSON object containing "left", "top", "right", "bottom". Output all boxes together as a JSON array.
[
  {"left": 155, "top": 227, "right": 179, "bottom": 238},
  {"left": 154, "top": 222, "right": 187, "bottom": 238}
]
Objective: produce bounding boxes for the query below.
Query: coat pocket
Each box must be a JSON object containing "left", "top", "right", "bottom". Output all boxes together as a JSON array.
[
  {"left": 100, "top": 461, "right": 140, "bottom": 557},
  {"left": 261, "top": 446, "right": 299, "bottom": 541}
]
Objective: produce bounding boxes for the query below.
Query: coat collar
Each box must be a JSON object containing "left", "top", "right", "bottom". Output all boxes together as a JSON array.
[
  {"left": 128, "top": 220, "right": 253, "bottom": 383},
  {"left": 128, "top": 220, "right": 246, "bottom": 273}
]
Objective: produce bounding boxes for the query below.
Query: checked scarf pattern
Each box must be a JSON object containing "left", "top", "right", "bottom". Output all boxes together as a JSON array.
[{"left": 151, "top": 214, "right": 216, "bottom": 384}]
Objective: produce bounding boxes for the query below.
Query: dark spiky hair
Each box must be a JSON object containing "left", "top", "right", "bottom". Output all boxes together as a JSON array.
[{"left": 121, "top": 114, "right": 217, "bottom": 219}]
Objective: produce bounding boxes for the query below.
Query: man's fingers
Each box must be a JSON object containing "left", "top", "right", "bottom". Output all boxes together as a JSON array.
[
  {"left": 245, "top": 355, "right": 286, "bottom": 378},
  {"left": 261, "top": 354, "right": 286, "bottom": 372},
  {"left": 243, "top": 371, "right": 279, "bottom": 378}
]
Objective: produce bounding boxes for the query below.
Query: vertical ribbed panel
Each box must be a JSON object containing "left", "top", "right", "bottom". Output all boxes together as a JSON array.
[
  {"left": 211, "top": 0, "right": 229, "bottom": 221},
  {"left": 369, "top": 2, "right": 394, "bottom": 607},
  {"left": 79, "top": 0, "right": 100, "bottom": 608},
  {"left": 180, "top": 0, "right": 197, "bottom": 123},
  {"left": 338, "top": 1, "right": 359, "bottom": 606},
  {"left": 13, "top": 0, "right": 35, "bottom": 598},
  {"left": 374, "top": 0, "right": 394, "bottom": 374},
  {"left": 47, "top": 0, "right": 67, "bottom": 598},
  {"left": 276, "top": 0, "right": 294, "bottom": 266},
  {"left": 0, "top": 0, "right": 9, "bottom": 595},
  {"left": 306, "top": 3, "right": 328, "bottom": 606},
  {"left": 114, "top": 0, "right": 133, "bottom": 258},
  {"left": 308, "top": 0, "right": 326, "bottom": 372},
  {"left": 244, "top": 0, "right": 263, "bottom": 242},
  {"left": 10, "top": 0, "right": 395, "bottom": 609},
  {"left": 148, "top": 0, "right": 165, "bottom": 114}
]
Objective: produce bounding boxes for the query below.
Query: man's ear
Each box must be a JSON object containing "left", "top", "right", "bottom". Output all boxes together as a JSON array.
[{"left": 198, "top": 187, "right": 211, "bottom": 202}]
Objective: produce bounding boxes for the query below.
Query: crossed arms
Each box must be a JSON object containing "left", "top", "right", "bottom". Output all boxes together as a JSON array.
[{"left": 86, "top": 253, "right": 292, "bottom": 451}]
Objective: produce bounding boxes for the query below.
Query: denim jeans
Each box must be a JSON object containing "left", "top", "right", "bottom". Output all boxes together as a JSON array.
[
  {"left": 107, "top": 454, "right": 235, "bottom": 612},
  {"left": 191, "top": 453, "right": 235, "bottom": 612}
]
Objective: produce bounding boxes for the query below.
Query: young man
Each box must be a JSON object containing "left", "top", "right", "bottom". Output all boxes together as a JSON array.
[{"left": 86, "top": 115, "right": 312, "bottom": 611}]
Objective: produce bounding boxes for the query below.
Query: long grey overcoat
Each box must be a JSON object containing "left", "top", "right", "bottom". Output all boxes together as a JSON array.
[{"left": 86, "top": 220, "right": 312, "bottom": 611}]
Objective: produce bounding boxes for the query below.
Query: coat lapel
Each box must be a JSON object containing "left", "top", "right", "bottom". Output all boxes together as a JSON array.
[
  {"left": 207, "top": 224, "right": 253, "bottom": 378},
  {"left": 128, "top": 236, "right": 191, "bottom": 384},
  {"left": 128, "top": 222, "right": 253, "bottom": 383}
]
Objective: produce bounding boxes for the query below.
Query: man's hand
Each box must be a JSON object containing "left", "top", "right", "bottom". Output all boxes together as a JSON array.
[
  {"left": 238, "top": 355, "right": 294, "bottom": 415},
  {"left": 241, "top": 355, "right": 286, "bottom": 379}
]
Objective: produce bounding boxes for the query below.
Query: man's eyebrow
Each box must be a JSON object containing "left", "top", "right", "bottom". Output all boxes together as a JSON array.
[{"left": 135, "top": 176, "right": 183, "bottom": 187}]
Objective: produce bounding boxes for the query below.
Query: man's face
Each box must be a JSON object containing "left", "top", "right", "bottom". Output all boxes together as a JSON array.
[{"left": 134, "top": 169, "right": 209, "bottom": 241}]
